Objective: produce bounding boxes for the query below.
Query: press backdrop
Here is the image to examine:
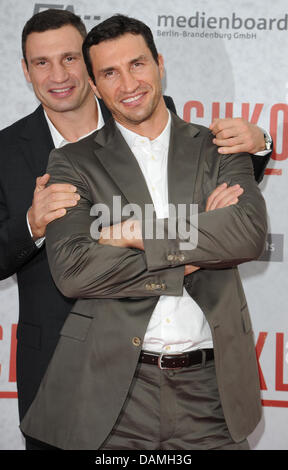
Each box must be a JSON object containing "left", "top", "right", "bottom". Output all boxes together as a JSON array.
[{"left": 0, "top": 0, "right": 287, "bottom": 450}]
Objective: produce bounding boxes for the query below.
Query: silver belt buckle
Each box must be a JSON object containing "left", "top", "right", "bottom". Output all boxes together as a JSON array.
[{"left": 157, "top": 353, "right": 182, "bottom": 370}]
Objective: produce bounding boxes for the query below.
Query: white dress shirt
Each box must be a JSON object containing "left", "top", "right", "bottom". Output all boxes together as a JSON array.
[
  {"left": 45, "top": 97, "right": 105, "bottom": 148},
  {"left": 116, "top": 112, "right": 213, "bottom": 353}
]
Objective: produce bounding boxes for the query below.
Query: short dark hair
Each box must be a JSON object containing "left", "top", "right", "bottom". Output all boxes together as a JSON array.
[
  {"left": 22, "top": 9, "right": 87, "bottom": 67},
  {"left": 82, "top": 14, "right": 159, "bottom": 84}
]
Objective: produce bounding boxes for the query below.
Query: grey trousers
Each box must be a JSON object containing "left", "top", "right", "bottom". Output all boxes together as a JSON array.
[{"left": 100, "top": 356, "right": 249, "bottom": 450}]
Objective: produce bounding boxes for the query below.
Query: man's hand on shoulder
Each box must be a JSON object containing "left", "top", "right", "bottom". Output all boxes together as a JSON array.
[
  {"left": 28, "top": 173, "right": 80, "bottom": 240},
  {"left": 210, "top": 117, "right": 266, "bottom": 155}
]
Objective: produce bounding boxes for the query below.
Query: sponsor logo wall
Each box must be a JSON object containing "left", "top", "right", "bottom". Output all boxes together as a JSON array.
[{"left": 0, "top": 0, "right": 287, "bottom": 450}]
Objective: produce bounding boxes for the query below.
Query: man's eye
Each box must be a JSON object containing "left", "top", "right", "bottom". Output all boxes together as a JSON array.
[
  {"left": 104, "top": 71, "right": 115, "bottom": 78},
  {"left": 37, "top": 60, "right": 47, "bottom": 66},
  {"left": 65, "top": 56, "right": 75, "bottom": 63}
]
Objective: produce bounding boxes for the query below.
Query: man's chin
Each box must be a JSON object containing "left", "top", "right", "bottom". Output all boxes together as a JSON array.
[
  {"left": 43, "top": 100, "right": 80, "bottom": 114},
  {"left": 114, "top": 106, "right": 155, "bottom": 127}
]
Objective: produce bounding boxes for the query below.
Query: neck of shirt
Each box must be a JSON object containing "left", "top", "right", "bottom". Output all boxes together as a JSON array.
[{"left": 44, "top": 96, "right": 105, "bottom": 149}]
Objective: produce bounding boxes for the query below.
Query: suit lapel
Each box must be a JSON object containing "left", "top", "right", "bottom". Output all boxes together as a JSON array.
[
  {"left": 93, "top": 113, "right": 202, "bottom": 218},
  {"left": 168, "top": 113, "right": 201, "bottom": 211},
  {"left": 20, "top": 105, "right": 54, "bottom": 178},
  {"left": 93, "top": 120, "right": 154, "bottom": 211}
]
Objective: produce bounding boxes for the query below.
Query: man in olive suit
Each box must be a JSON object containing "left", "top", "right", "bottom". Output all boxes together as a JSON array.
[{"left": 20, "top": 15, "right": 267, "bottom": 450}]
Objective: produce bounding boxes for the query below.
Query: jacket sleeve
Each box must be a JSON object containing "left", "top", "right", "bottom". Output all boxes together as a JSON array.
[
  {"left": 45, "top": 148, "right": 184, "bottom": 299},
  {"left": 0, "top": 182, "right": 38, "bottom": 280},
  {"left": 164, "top": 93, "right": 270, "bottom": 184},
  {"left": 252, "top": 152, "right": 271, "bottom": 183},
  {"left": 143, "top": 149, "right": 268, "bottom": 271}
]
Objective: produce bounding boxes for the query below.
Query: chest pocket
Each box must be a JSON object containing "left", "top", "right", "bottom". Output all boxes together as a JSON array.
[{"left": 60, "top": 312, "right": 93, "bottom": 341}]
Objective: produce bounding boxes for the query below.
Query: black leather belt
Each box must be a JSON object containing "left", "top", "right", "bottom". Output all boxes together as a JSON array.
[{"left": 140, "top": 348, "right": 214, "bottom": 370}]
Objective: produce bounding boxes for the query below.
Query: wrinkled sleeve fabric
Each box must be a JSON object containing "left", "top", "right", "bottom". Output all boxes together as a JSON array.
[
  {"left": 143, "top": 150, "right": 267, "bottom": 271},
  {"left": 45, "top": 147, "right": 184, "bottom": 299}
]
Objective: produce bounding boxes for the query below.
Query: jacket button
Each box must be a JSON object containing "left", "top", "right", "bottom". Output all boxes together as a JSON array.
[
  {"left": 178, "top": 254, "right": 185, "bottom": 262},
  {"left": 167, "top": 254, "right": 174, "bottom": 261},
  {"left": 132, "top": 337, "right": 141, "bottom": 347}
]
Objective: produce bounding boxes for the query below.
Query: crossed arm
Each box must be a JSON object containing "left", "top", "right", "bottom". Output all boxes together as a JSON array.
[
  {"left": 27, "top": 118, "right": 269, "bottom": 245},
  {"left": 45, "top": 146, "right": 267, "bottom": 300},
  {"left": 99, "top": 157, "right": 267, "bottom": 272}
]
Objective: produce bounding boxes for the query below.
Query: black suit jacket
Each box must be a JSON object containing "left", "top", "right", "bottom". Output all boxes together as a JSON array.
[
  {"left": 0, "top": 105, "right": 75, "bottom": 420},
  {"left": 0, "top": 97, "right": 269, "bottom": 422}
]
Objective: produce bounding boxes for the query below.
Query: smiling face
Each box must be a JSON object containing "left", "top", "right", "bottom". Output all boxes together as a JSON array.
[
  {"left": 88, "top": 33, "right": 167, "bottom": 135},
  {"left": 22, "top": 25, "right": 92, "bottom": 116}
]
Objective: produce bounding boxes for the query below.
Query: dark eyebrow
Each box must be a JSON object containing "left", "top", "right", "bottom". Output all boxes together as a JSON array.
[
  {"left": 30, "top": 56, "right": 48, "bottom": 64},
  {"left": 61, "top": 51, "right": 82, "bottom": 59},
  {"left": 30, "top": 51, "right": 82, "bottom": 64},
  {"left": 98, "top": 55, "right": 149, "bottom": 75},
  {"left": 130, "top": 54, "right": 148, "bottom": 64},
  {"left": 99, "top": 66, "right": 115, "bottom": 75}
]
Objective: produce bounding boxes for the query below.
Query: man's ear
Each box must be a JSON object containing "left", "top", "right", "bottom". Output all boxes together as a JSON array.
[
  {"left": 21, "top": 58, "right": 32, "bottom": 83},
  {"left": 88, "top": 77, "right": 101, "bottom": 99}
]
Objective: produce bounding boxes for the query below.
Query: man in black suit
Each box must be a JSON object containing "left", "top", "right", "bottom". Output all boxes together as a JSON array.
[{"left": 0, "top": 9, "right": 270, "bottom": 449}]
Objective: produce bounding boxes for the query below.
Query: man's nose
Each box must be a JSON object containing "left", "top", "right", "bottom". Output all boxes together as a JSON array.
[
  {"left": 49, "top": 63, "right": 69, "bottom": 83},
  {"left": 120, "top": 70, "right": 139, "bottom": 94}
]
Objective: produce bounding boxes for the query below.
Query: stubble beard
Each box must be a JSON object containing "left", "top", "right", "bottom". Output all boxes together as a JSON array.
[{"left": 113, "top": 85, "right": 163, "bottom": 128}]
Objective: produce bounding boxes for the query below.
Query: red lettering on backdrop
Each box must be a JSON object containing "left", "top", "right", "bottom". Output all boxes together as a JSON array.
[
  {"left": 183, "top": 100, "right": 204, "bottom": 121},
  {"left": 270, "top": 103, "right": 288, "bottom": 161},
  {"left": 9, "top": 324, "right": 17, "bottom": 383},
  {"left": 183, "top": 101, "right": 265, "bottom": 123},
  {"left": 0, "top": 324, "right": 17, "bottom": 398},
  {"left": 211, "top": 102, "right": 220, "bottom": 121},
  {"left": 275, "top": 332, "right": 288, "bottom": 391},
  {"left": 212, "top": 102, "right": 234, "bottom": 119},
  {"left": 255, "top": 331, "right": 268, "bottom": 390},
  {"left": 183, "top": 101, "right": 288, "bottom": 172},
  {"left": 241, "top": 103, "right": 264, "bottom": 123}
]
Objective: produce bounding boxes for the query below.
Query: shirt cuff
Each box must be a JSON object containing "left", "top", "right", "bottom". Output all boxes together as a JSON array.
[
  {"left": 26, "top": 209, "right": 45, "bottom": 248},
  {"left": 254, "top": 128, "right": 272, "bottom": 156}
]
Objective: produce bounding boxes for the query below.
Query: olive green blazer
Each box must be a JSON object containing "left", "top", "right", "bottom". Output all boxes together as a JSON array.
[{"left": 21, "top": 112, "right": 267, "bottom": 449}]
